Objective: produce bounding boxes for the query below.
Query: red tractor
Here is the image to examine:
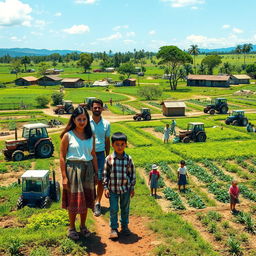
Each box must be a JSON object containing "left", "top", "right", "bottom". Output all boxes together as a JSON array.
[
  {"left": 53, "top": 100, "right": 74, "bottom": 115},
  {"left": 3, "top": 123, "right": 54, "bottom": 161}
]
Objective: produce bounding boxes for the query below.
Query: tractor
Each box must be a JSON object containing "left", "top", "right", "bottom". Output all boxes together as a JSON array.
[
  {"left": 3, "top": 123, "right": 54, "bottom": 161},
  {"left": 133, "top": 108, "right": 151, "bottom": 121},
  {"left": 204, "top": 98, "right": 229, "bottom": 115},
  {"left": 174, "top": 122, "right": 207, "bottom": 143},
  {"left": 53, "top": 100, "right": 74, "bottom": 115},
  {"left": 17, "top": 170, "right": 60, "bottom": 209},
  {"left": 79, "top": 97, "right": 96, "bottom": 111},
  {"left": 225, "top": 110, "right": 248, "bottom": 126}
]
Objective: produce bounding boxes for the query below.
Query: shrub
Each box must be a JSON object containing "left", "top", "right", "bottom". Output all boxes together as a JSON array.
[
  {"left": 35, "top": 95, "right": 50, "bottom": 108},
  {"left": 227, "top": 237, "right": 242, "bottom": 256},
  {"left": 59, "top": 238, "right": 86, "bottom": 255},
  {"left": 51, "top": 92, "right": 64, "bottom": 106},
  {"left": 138, "top": 86, "right": 162, "bottom": 100},
  {"left": 30, "top": 246, "right": 50, "bottom": 256},
  {"left": 5, "top": 237, "right": 23, "bottom": 255}
]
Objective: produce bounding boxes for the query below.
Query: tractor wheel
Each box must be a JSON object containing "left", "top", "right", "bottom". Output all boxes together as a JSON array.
[
  {"left": 35, "top": 141, "right": 54, "bottom": 158},
  {"left": 67, "top": 108, "right": 74, "bottom": 114},
  {"left": 182, "top": 136, "right": 190, "bottom": 143},
  {"left": 51, "top": 182, "right": 60, "bottom": 202},
  {"left": 225, "top": 119, "right": 230, "bottom": 125},
  {"left": 203, "top": 108, "right": 208, "bottom": 113},
  {"left": 220, "top": 105, "right": 228, "bottom": 114},
  {"left": 40, "top": 196, "right": 51, "bottom": 209},
  {"left": 209, "top": 109, "right": 215, "bottom": 115},
  {"left": 242, "top": 118, "right": 248, "bottom": 126},
  {"left": 232, "top": 120, "right": 239, "bottom": 126},
  {"left": 58, "top": 109, "right": 65, "bottom": 115},
  {"left": 133, "top": 116, "right": 137, "bottom": 120},
  {"left": 137, "top": 117, "right": 142, "bottom": 121},
  {"left": 17, "top": 196, "right": 25, "bottom": 209},
  {"left": 145, "top": 115, "right": 151, "bottom": 121},
  {"left": 196, "top": 132, "right": 207, "bottom": 142},
  {"left": 12, "top": 150, "right": 25, "bottom": 161}
]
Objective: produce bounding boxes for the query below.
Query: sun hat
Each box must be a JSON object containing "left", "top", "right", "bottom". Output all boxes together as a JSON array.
[{"left": 152, "top": 164, "right": 158, "bottom": 169}]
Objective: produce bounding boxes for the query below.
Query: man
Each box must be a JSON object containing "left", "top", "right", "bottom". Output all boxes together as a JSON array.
[
  {"left": 170, "top": 119, "right": 176, "bottom": 136},
  {"left": 90, "top": 99, "right": 110, "bottom": 216}
]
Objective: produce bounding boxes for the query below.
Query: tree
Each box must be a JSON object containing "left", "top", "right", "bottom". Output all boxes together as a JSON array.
[
  {"left": 10, "top": 60, "right": 22, "bottom": 78},
  {"left": 220, "top": 62, "right": 232, "bottom": 74},
  {"left": 35, "top": 95, "right": 50, "bottom": 108},
  {"left": 21, "top": 56, "right": 31, "bottom": 72},
  {"left": 198, "top": 63, "right": 207, "bottom": 75},
  {"left": 156, "top": 46, "right": 193, "bottom": 90},
  {"left": 118, "top": 62, "right": 136, "bottom": 78},
  {"left": 138, "top": 86, "right": 162, "bottom": 100},
  {"left": 37, "top": 62, "right": 50, "bottom": 76},
  {"left": 188, "top": 45, "right": 200, "bottom": 74},
  {"left": 246, "top": 64, "right": 256, "bottom": 78},
  {"left": 51, "top": 92, "right": 64, "bottom": 106},
  {"left": 77, "top": 53, "right": 94, "bottom": 73},
  {"left": 201, "top": 55, "right": 222, "bottom": 75},
  {"left": 242, "top": 43, "right": 253, "bottom": 65}
]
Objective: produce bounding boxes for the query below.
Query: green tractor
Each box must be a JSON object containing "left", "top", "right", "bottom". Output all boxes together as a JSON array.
[
  {"left": 204, "top": 98, "right": 229, "bottom": 115},
  {"left": 225, "top": 110, "right": 248, "bottom": 126},
  {"left": 133, "top": 108, "right": 151, "bottom": 121},
  {"left": 17, "top": 170, "right": 60, "bottom": 209},
  {"left": 174, "top": 122, "right": 207, "bottom": 143}
]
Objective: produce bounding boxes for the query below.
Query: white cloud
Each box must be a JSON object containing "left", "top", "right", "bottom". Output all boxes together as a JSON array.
[
  {"left": 54, "top": 12, "right": 62, "bottom": 17},
  {"left": 149, "top": 30, "right": 156, "bottom": 35},
  {"left": 233, "top": 27, "right": 243, "bottom": 34},
  {"left": 191, "top": 6, "right": 198, "bottom": 10},
  {"left": 113, "top": 25, "right": 129, "bottom": 31},
  {"left": 160, "top": 0, "right": 205, "bottom": 8},
  {"left": 31, "top": 31, "right": 43, "bottom": 36},
  {"left": 222, "top": 24, "right": 230, "bottom": 29},
  {"left": 126, "top": 31, "right": 135, "bottom": 37},
  {"left": 75, "top": 0, "right": 96, "bottom": 4},
  {"left": 63, "top": 24, "right": 90, "bottom": 34},
  {"left": 10, "top": 35, "right": 26, "bottom": 41},
  {"left": 123, "top": 39, "right": 135, "bottom": 44},
  {"left": 98, "top": 32, "right": 122, "bottom": 41},
  {"left": 0, "top": 0, "right": 32, "bottom": 27}
]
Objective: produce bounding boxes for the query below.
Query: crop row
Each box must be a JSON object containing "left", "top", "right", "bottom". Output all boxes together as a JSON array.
[
  {"left": 234, "top": 211, "right": 256, "bottom": 234},
  {"left": 207, "top": 183, "right": 230, "bottom": 203},
  {"left": 163, "top": 187, "right": 186, "bottom": 210},
  {"left": 183, "top": 189, "right": 206, "bottom": 209}
]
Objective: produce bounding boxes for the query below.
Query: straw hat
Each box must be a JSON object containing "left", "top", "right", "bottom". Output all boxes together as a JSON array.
[{"left": 152, "top": 164, "right": 158, "bottom": 169}]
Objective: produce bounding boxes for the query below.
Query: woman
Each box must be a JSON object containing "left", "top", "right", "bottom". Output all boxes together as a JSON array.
[{"left": 60, "top": 107, "right": 98, "bottom": 240}]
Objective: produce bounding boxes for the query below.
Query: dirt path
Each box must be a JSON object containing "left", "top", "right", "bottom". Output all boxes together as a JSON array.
[{"left": 86, "top": 195, "right": 159, "bottom": 256}]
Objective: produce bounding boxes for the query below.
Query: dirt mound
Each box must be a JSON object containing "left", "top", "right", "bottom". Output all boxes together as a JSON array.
[{"left": 233, "top": 90, "right": 255, "bottom": 96}]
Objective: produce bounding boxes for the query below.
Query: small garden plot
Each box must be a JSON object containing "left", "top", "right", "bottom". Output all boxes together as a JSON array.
[
  {"left": 108, "top": 103, "right": 136, "bottom": 115},
  {"left": 126, "top": 120, "right": 166, "bottom": 129},
  {"left": 163, "top": 187, "right": 186, "bottom": 210},
  {"left": 125, "top": 101, "right": 161, "bottom": 114},
  {"left": 236, "top": 157, "right": 256, "bottom": 173},
  {"left": 148, "top": 101, "right": 162, "bottom": 109},
  {"left": 234, "top": 211, "right": 256, "bottom": 234}
]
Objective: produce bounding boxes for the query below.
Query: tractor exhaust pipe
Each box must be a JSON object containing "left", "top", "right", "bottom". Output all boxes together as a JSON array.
[{"left": 15, "top": 128, "right": 17, "bottom": 140}]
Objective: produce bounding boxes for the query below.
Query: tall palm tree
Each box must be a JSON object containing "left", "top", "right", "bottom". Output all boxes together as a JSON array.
[
  {"left": 242, "top": 43, "right": 253, "bottom": 65},
  {"left": 188, "top": 45, "right": 200, "bottom": 74}
]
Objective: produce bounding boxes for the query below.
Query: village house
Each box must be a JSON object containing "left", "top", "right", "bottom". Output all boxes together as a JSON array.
[
  {"left": 123, "top": 78, "right": 136, "bottom": 86},
  {"left": 15, "top": 76, "right": 38, "bottom": 86},
  {"left": 230, "top": 74, "right": 251, "bottom": 85},
  {"left": 38, "top": 75, "right": 62, "bottom": 86},
  {"left": 187, "top": 75, "right": 231, "bottom": 87},
  {"left": 91, "top": 80, "right": 109, "bottom": 87},
  {"left": 161, "top": 101, "right": 186, "bottom": 116},
  {"left": 61, "top": 78, "right": 84, "bottom": 88}
]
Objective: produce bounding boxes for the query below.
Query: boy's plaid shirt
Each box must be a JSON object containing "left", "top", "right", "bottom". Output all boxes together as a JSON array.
[{"left": 103, "top": 152, "right": 136, "bottom": 194}]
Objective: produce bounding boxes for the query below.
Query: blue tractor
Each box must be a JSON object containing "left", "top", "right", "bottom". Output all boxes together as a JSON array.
[
  {"left": 17, "top": 170, "right": 60, "bottom": 209},
  {"left": 225, "top": 110, "right": 248, "bottom": 126}
]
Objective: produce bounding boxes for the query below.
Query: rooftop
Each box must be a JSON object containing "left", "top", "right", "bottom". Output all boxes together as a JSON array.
[
  {"left": 23, "top": 123, "right": 49, "bottom": 129},
  {"left": 19, "top": 76, "right": 38, "bottom": 82},
  {"left": 61, "top": 78, "right": 84, "bottom": 83},
  {"left": 187, "top": 75, "right": 230, "bottom": 81},
  {"left": 163, "top": 101, "right": 186, "bottom": 108},
  {"left": 21, "top": 170, "right": 49, "bottom": 178}
]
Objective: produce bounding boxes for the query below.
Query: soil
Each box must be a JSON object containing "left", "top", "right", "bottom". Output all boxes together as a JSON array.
[
  {"left": 0, "top": 216, "right": 24, "bottom": 228},
  {"left": 0, "top": 170, "right": 24, "bottom": 186}
]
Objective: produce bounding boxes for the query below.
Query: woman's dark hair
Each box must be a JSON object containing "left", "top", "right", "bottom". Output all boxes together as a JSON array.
[
  {"left": 60, "top": 107, "right": 92, "bottom": 139},
  {"left": 111, "top": 132, "right": 127, "bottom": 143},
  {"left": 92, "top": 99, "right": 103, "bottom": 107}
]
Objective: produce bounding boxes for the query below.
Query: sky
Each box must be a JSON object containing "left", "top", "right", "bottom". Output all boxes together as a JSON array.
[{"left": 0, "top": 0, "right": 255, "bottom": 52}]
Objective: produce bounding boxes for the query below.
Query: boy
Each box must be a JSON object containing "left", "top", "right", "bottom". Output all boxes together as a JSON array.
[
  {"left": 103, "top": 132, "right": 136, "bottom": 239},
  {"left": 229, "top": 180, "right": 240, "bottom": 214}
]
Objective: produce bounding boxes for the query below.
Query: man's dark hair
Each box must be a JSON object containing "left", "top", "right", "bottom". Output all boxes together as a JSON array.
[
  {"left": 180, "top": 160, "right": 186, "bottom": 165},
  {"left": 111, "top": 132, "right": 127, "bottom": 143},
  {"left": 92, "top": 99, "right": 103, "bottom": 107}
]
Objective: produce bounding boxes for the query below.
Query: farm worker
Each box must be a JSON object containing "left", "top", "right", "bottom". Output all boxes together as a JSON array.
[
  {"left": 148, "top": 164, "right": 160, "bottom": 198},
  {"left": 177, "top": 160, "right": 189, "bottom": 192},
  {"left": 60, "top": 107, "right": 98, "bottom": 240},
  {"left": 170, "top": 119, "right": 177, "bottom": 136},
  {"left": 246, "top": 123, "right": 253, "bottom": 132},
  {"left": 90, "top": 99, "right": 110, "bottom": 217},
  {"left": 163, "top": 124, "right": 171, "bottom": 143},
  {"left": 229, "top": 180, "right": 240, "bottom": 214},
  {"left": 103, "top": 132, "right": 136, "bottom": 239},
  {"left": 109, "top": 98, "right": 113, "bottom": 106}
]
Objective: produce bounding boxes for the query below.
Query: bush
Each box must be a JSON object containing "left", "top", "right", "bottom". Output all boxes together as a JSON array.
[
  {"left": 138, "top": 86, "right": 162, "bottom": 100},
  {"left": 35, "top": 96, "right": 50, "bottom": 108},
  {"left": 51, "top": 92, "right": 64, "bottom": 106},
  {"left": 5, "top": 237, "right": 23, "bottom": 255},
  {"left": 59, "top": 238, "right": 86, "bottom": 255},
  {"left": 30, "top": 246, "right": 50, "bottom": 256}
]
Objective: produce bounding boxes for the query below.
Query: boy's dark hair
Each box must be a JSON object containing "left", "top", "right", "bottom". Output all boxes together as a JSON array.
[
  {"left": 92, "top": 99, "right": 103, "bottom": 107},
  {"left": 180, "top": 160, "right": 186, "bottom": 165},
  {"left": 111, "top": 132, "right": 127, "bottom": 143}
]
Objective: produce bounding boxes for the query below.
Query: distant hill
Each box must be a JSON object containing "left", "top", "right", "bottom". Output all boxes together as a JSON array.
[
  {"left": 199, "top": 45, "right": 256, "bottom": 54},
  {"left": 0, "top": 48, "right": 82, "bottom": 57}
]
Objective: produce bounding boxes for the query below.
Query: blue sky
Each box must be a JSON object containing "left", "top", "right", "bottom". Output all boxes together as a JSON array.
[{"left": 0, "top": 0, "right": 255, "bottom": 52}]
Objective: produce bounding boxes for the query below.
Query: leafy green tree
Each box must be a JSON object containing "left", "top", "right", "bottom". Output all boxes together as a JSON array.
[
  {"left": 37, "top": 62, "right": 50, "bottom": 76},
  {"left": 77, "top": 53, "right": 94, "bottom": 73},
  {"left": 198, "top": 63, "right": 207, "bottom": 75},
  {"left": 242, "top": 43, "right": 253, "bottom": 65},
  {"left": 36, "top": 95, "right": 50, "bottom": 108},
  {"left": 156, "top": 45, "right": 193, "bottom": 90},
  {"left": 118, "top": 62, "right": 136, "bottom": 78},
  {"left": 246, "top": 64, "right": 256, "bottom": 78},
  {"left": 188, "top": 45, "right": 200, "bottom": 74},
  {"left": 51, "top": 92, "right": 64, "bottom": 105},
  {"left": 138, "top": 86, "right": 162, "bottom": 100},
  {"left": 220, "top": 62, "right": 232, "bottom": 74},
  {"left": 201, "top": 55, "right": 222, "bottom": 75},
  {"left": 21, "top": 56, "right": 31, "bottom": 71},
  {"left": 10, "top": 60, "right": 22, "bottom": 78}
]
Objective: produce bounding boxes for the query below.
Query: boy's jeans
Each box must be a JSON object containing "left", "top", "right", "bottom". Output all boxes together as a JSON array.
[{"left": 109, "top": 191, "right": 130, "bottom": 229}]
